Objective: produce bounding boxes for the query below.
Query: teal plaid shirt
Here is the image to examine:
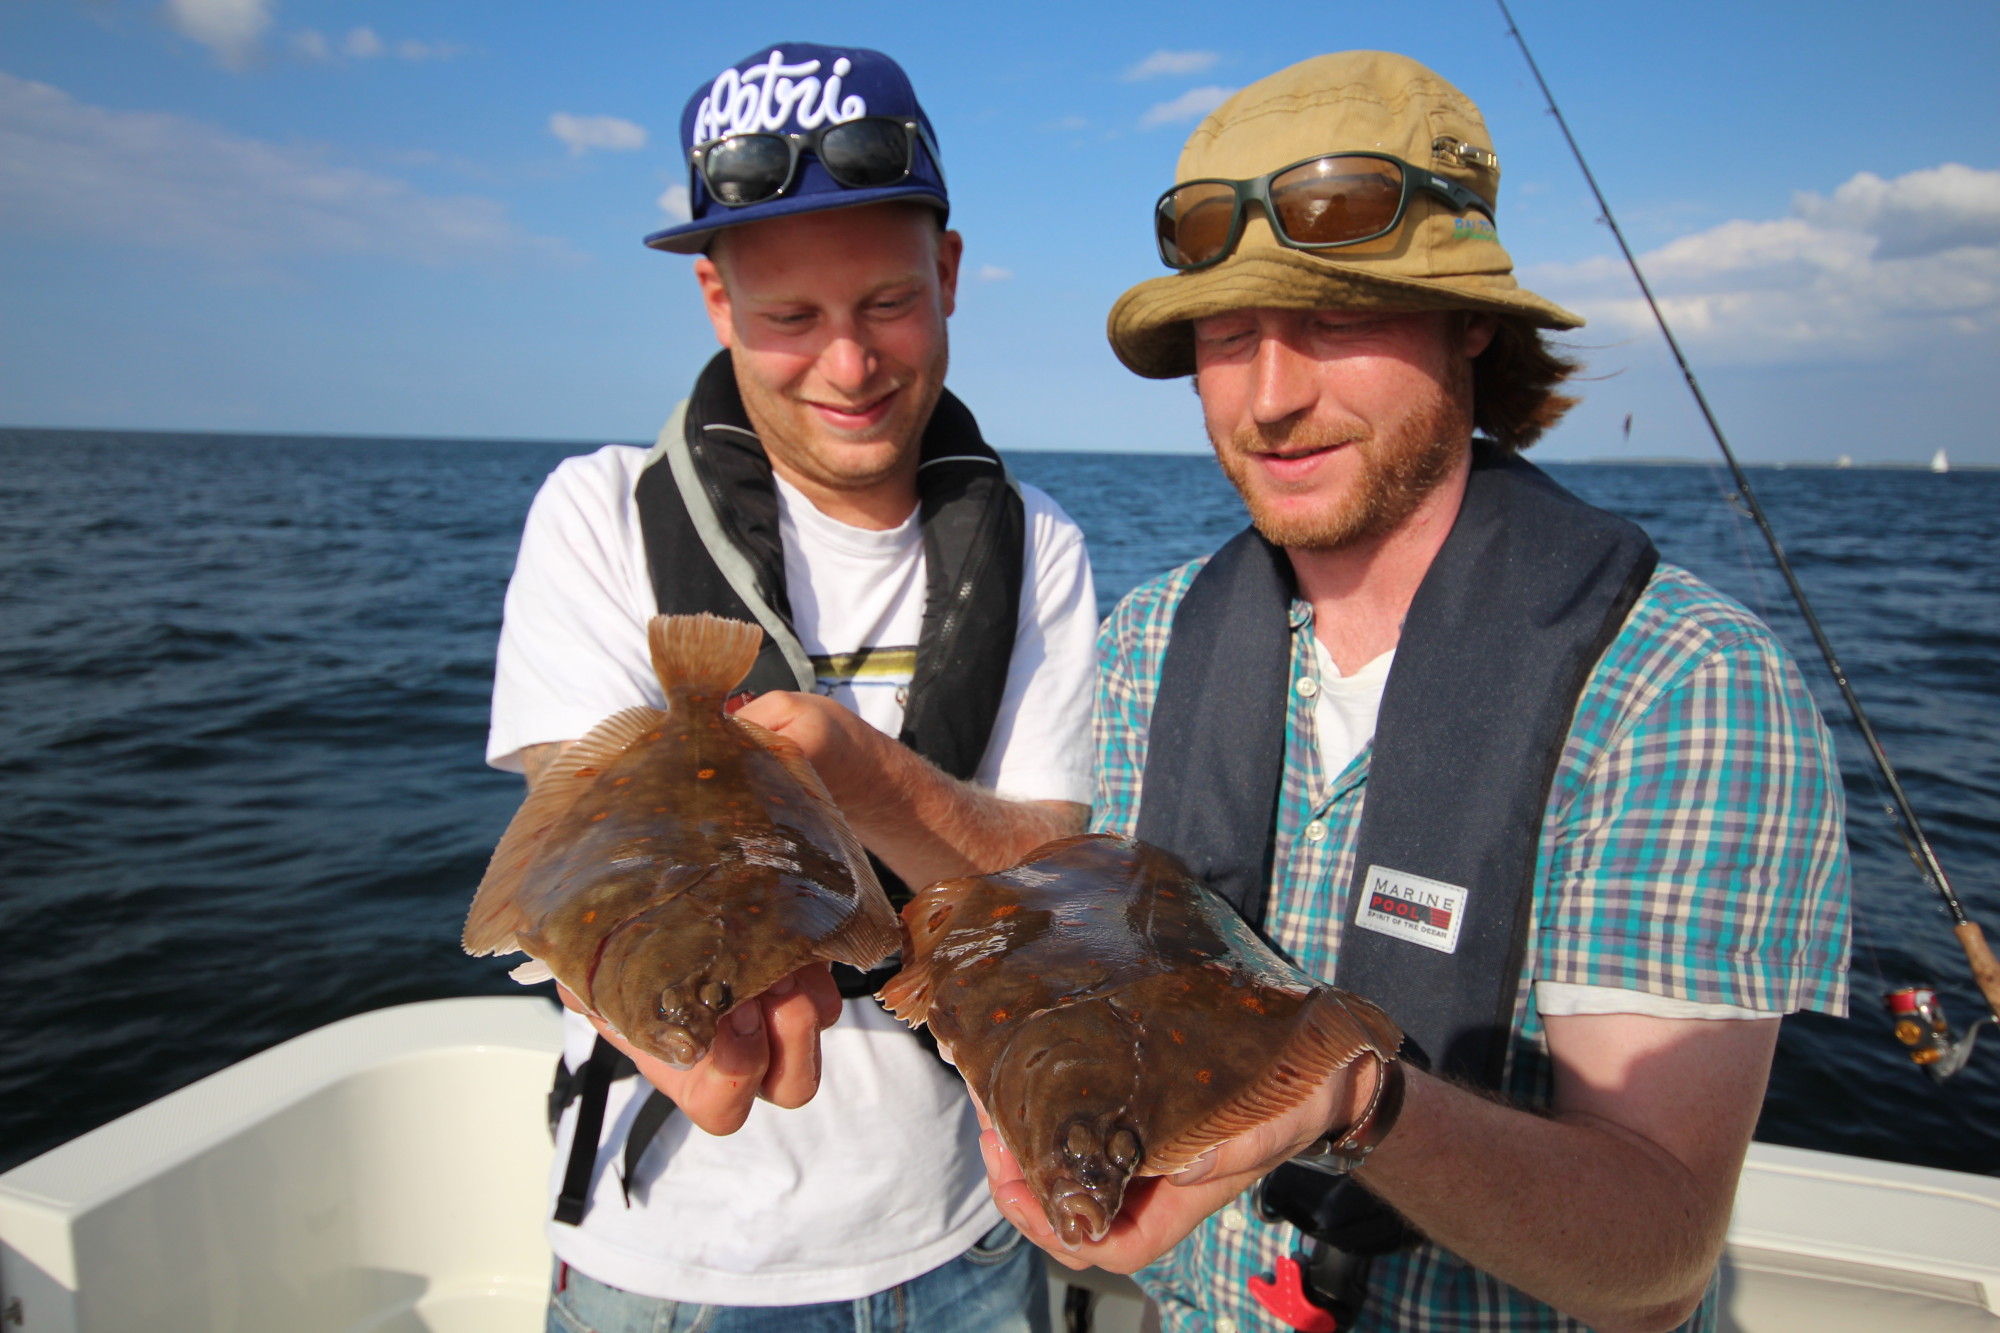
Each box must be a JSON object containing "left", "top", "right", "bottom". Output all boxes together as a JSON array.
[{"left": 1092, "top": 559, "right": 1851, "bottom": 1333}]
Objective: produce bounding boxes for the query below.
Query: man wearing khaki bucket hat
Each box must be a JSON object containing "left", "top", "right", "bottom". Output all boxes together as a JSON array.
[{"left": 978, "top": 50, "right": 1850, "bottom": 1333}]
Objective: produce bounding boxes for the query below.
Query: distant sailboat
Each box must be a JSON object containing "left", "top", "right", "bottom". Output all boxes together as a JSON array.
[
  {"left": 1837, "top": 455, "right": 1853, "bottom": 469},
  {"left": 1932, "top": 448, "right": 1951, "bottom": 474}
]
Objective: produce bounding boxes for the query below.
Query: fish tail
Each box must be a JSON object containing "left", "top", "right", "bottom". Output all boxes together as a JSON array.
[{"left": 648, "top": 614, "right": 763, "bottom": 700}]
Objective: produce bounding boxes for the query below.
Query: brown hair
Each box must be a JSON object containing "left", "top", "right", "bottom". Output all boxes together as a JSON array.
[{"left": 1471, "top": 315, "right": 1581, "bottom": 452}]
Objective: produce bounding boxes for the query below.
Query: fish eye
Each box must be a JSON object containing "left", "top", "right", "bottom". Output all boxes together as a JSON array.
[
  {"left": 1064, "top": 1121, "right": 1097, "bottom": 1161},
  {"left": 1107, "top": 1127, "right": 1141, "bottom": 1168},
  {"left": 699, "top": 980, "right": 732, "bottom": 1011}
]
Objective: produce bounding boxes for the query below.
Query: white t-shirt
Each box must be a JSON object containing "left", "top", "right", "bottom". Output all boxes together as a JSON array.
[
  {"left": 1306, "top": 635, "right": 1776, "bottom": 1023},
  {"left": 487, "top": 440, "right": 1098, "bottom": 1305}
]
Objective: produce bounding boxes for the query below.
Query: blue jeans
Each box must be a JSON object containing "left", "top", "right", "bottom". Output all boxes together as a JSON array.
[{"left": 548, "top": 1220, "right": 1051, "bottom": 1333}]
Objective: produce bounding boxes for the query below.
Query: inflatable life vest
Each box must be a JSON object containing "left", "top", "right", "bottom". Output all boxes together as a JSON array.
[
  {"left": 553, "top": 350, "right": 1025, "bottom": 1226},
  {"left": 1136, "top": 445, "right": 1657, "bottom": 1326}
]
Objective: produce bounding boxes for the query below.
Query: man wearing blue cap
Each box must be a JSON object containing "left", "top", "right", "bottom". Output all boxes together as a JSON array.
[{"left": 486, "top": 42, "right": 1093, "bottom": 1333}]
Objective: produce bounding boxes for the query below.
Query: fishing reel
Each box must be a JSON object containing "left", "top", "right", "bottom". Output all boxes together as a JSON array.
[{"left": 1884, "top": 987, "right": 1995, "bottom": 1083}]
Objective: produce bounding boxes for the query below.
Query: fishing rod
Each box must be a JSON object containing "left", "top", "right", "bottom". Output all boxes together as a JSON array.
[{"left": 1494, "top": 0, "right": 2000, "bottom": 1077}]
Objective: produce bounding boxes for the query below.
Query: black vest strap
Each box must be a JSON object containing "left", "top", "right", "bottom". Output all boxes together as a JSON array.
[
  {"left": 1133, "top": 527, "right": 1295, "bottom": 934},
  {"left": 556, "top": 353, "right": 1024, "bottom": 1228},
  {"left": 1138, "top": 447, "right": 1657, "bottom": 1265}
]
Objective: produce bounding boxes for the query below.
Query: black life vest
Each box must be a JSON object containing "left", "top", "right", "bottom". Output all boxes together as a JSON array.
[
  {"left": 1135, "top": 445, "right": 1657, "bottom": 1308},
  {"left": 553, "top": 350, "right": 1026, "bottom": 1227}
]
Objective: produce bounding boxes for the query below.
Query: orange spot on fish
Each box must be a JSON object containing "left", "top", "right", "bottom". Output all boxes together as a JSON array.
[
  {"left": 697, "top": 768, "right": 716, "bottom": 780},
  {"left": 614, "top": 777, "right": 631, "bottom": 786},
  {"left": 992, "top": 1009, "right": 1011, "bottom": 1023},
  {"left": 1239, "top": 994, "right": 1267, "bottom": 1013},
  {"left": 591, "top": 812, "right": 608, "bottom": 822},
  {"left": 991, "top": 904, "right": 1020, "bottom": 917},
  {"left": 654, "top": 807, "right": 669, "bottom": 814},
  {"left": 1196, "top": 1069, "right": 1212, "bottom": 1083},
  {"left": 575, "top": 767, "right": 599, "bottom": 778},
  {"left": 1170, "top": 1029, "right": 1185, "bottom": 1044},
  {"left": 748, "top": 905, "right": 762, "bottom": 914},
  {"left": 646, "top": 732, "right": 663, "bottom": 742},
  {"left": 583, "top": 910, "right": 597, "bottom": 924}
]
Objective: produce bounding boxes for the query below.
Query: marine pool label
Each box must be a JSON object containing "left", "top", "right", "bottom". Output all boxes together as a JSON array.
[{"left": 1354, "top": 865, "right": 1467, "bottom": 954}]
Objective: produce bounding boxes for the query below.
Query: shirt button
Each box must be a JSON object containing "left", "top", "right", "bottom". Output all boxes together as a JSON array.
[
  {"left": 1220, "top": 1207, "right": 1247, "bottom": 1232},
  {"left": 1304, "top": 820, "right": 1328, "bottom": 843},
  {"left": 1217, "top": 1318, "right": 1241, "bottom": 1333},
  {"left": 1295, "top": 677, "right": 1320, "bottom": 698}
]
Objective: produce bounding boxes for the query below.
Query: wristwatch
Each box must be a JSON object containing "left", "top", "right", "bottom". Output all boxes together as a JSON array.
[{"left": 1288, "top": 1054, "right": 1406, "bottom": 1176}]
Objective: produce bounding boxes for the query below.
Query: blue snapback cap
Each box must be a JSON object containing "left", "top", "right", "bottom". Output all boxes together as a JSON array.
[{"left": 644, "top": 43, "right": 949, "bottom": 254}]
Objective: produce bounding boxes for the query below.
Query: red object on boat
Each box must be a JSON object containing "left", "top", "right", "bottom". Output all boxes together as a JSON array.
[{"left": 1248, "top": 1254, "right": 1340, "bottom": 1332}]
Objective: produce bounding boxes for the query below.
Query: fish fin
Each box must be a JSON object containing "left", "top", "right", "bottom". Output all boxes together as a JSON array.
[
  {"left": 1140, "top": 988, "right": 1398, "bottom": 1177},
  {"left": 461, "top": 705, "right": 669, "bottom": 956},
  {"left": 877, "top": 880, "right": 975, "bottom": 1024},
  {"left": 732, "top": 716, "right": 900, "bottom": 970},
  {"left": 509, "top": 957, "right": 554, "bottom": 984},
  {"left": 649, "top": 613, "right": 762, "bottom": 699}
]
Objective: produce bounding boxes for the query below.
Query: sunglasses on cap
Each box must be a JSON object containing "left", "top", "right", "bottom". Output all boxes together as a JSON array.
[
  {"left": 1154, "top": 149, "right": 1496, "bottom": 272},
  {"left": 690, "top": 116, "right": 944, "bottom": 208}
]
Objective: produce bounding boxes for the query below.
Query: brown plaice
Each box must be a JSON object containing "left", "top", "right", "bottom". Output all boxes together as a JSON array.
[
  {"left": 463, "top": 613, "right": 898, "bottom": 1069},
  {"left": 880, "top": 834, "right": 1401, "bottom": 1246}
]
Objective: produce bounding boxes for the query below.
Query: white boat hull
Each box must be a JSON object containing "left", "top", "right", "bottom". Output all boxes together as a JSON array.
[{"left": 3, "top": 999, "right": 1994, "bottom": 1331}]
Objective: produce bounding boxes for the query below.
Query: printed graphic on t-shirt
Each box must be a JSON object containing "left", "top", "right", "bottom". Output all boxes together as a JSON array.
[{"left": 811, "top": 645, "right": 917, "bottom": 706}]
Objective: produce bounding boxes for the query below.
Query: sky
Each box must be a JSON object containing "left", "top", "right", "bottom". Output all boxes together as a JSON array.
[{"left": 2, "top": 0, "right": 1997, "bottom": 463}]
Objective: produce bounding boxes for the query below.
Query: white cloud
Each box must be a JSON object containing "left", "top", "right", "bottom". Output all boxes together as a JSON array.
[
  {"left": 394, "top": 38, "right": 458, "bottom": 61},
  {"left": 162, "top": 0, "right": 273, "bottom": 69},
  {"left": 0, "top": 72, "right": 560, "bottom": 266},
  {"left": 1043, "top": 114, "right": 1089, "bottom": 132},
  {"left": 1124, "top": 50, "right": 1219, "bottom": 81},
  {"left": 658, "top": 184, "right": 691, "bottom": 222},
  {"left": 1793, "top": 163, "right": 2000, "bottom": 260},
  {"left": 1139, "top": 85, "right": 1235, "bottom": 129},
  {"left": 550, "top": 112, "right": 647, "bottom": 156},
  {"left": 978, "top": 264, "right": 1014, "bottom": 282},
  {"left": 287, "top": 26, "right": 454, "bottom": 64},
  {"left": 1528, "top": 163, "right": 2000, "bottom": 365}
]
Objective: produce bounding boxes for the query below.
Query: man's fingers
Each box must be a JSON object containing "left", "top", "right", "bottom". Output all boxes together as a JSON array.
[
  {"left": 796, "top": 963, "right": 844, "bottom": 1030},
  {"left": 757, "top": 983, "right": 827, "bottom": 1109}
]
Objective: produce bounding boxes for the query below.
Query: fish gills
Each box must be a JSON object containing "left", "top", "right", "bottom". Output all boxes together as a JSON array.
[
  {"left": 881, "top": 833, "right": 1401, "bottom": 1246},
  {"left": 464, "top": 612, "right": 899, "bottom": 1068}
]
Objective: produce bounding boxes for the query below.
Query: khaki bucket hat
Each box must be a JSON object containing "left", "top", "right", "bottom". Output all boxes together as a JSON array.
[{"left": 1107, "top": 50, "right": 1582, "bottom": 379}]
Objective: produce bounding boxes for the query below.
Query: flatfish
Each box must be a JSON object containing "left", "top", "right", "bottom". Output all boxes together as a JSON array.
[
  {"left": 880, "top": 834, "right": 1400, "bottom": 1245},
  {"left": 463, "top": 613, "right": 898, "bottom": 1069}
]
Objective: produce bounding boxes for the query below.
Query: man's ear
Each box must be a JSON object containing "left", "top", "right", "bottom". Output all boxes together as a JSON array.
[
  {"left": 1460, "top": 311, "right": 1498, "bottom": 360},
  {"left": 693, "top": 254, "right": 735, "bottom": 349},
  {"left": 935, "top": 228, "right": 965, "bottom": 318}
]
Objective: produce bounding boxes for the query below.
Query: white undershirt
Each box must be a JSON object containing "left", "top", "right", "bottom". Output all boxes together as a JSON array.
[{"left": 1306, "top": 636, "right": 1777, "bottom": 1022}]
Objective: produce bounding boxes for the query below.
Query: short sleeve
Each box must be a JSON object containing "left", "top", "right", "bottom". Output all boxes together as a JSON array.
[
  {"left": 1535, "top": 572, "right": 1851, "bottom": 1017},
  {"left": 973, "top": 484, "right": 1098, "bottom": 805},
  {"left": 487, "top": 446, "right": 660, "bottom": 771}
]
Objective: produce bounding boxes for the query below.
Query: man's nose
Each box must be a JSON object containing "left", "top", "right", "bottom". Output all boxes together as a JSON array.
[
  {"left": 1248, "top": 330, "right": 1319, "bottom": 427},
  {"left": 816, "top": 327, "right": 877, "bottom": 394}
]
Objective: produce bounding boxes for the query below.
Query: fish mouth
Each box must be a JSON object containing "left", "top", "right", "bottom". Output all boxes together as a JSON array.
[
  {"left": 653, "top": 1022, "right": 702, "bottom": 1069},
  {"left": 1050, "top": 1186, "right": 1113, "bottom": 1248}
]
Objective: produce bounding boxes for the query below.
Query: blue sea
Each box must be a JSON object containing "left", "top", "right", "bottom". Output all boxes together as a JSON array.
[{"left": 1, "top": 428, "right": 1995, "bottom": 1177}]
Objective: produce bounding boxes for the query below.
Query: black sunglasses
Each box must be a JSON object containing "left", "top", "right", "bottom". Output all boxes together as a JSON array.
[
  {"left": 1154, "top": 150, "right": 1496, "bottom": 272},
  {"left": 690, "top": 116, "right": 943, "bottom": 208}
]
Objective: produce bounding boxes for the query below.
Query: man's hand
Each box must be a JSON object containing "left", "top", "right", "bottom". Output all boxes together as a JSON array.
[
  {"left": 972, "top": 1060, "right": 1379, "bottom": 1273},
  {"left": 736, "top": 691, "right": 904, "bottom": 825},
  {"left": 737, "top": 690, "right": 1086, "bottom": 887},
  {"left": 556, "top": 963, "right": 842, "bottom": 1136}
]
